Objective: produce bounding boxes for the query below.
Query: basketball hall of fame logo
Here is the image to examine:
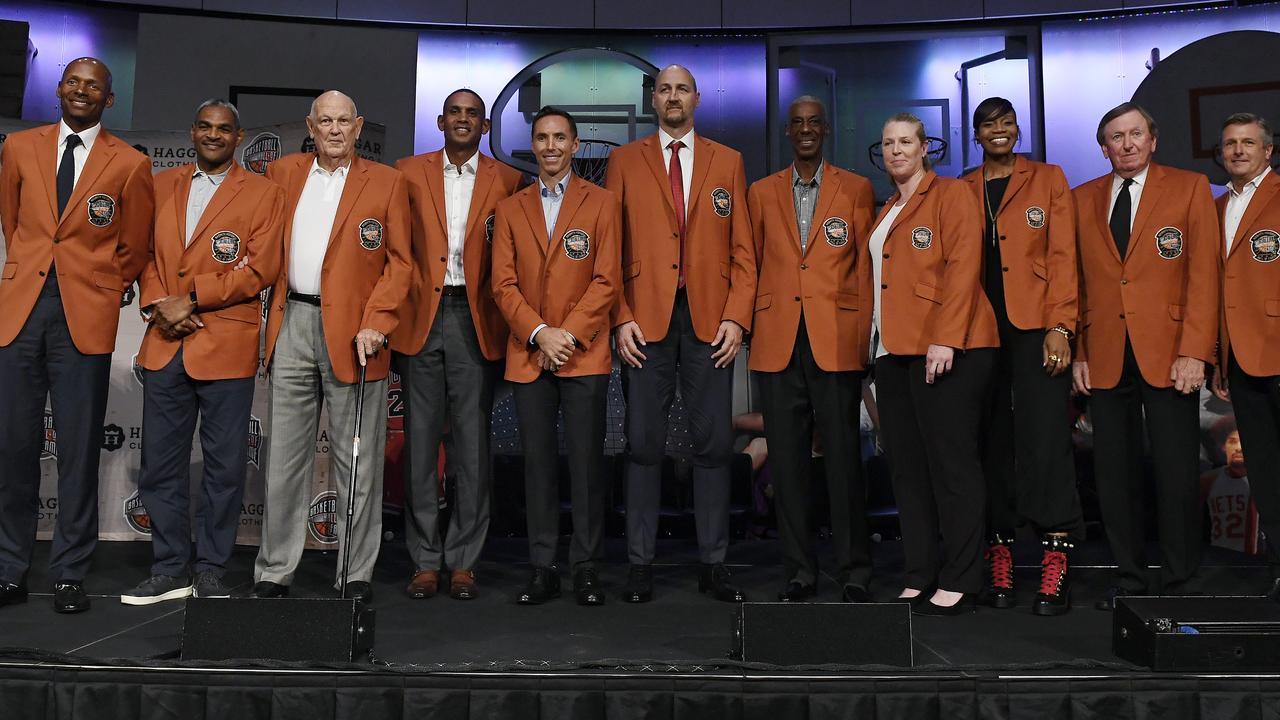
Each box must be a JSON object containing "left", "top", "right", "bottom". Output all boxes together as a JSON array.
[
  {"left": 41, "top": 408, "right": 56, "bottom": 461},
  {"left": 242, "top": 132, "right": 281, "bottom": 175},
  {"left": 307, "top": 490, "right": 339, "bottom": 545},
  {"left": 123, "top": 490, "right": 152, "bottom": 535},
  {"left": 247, "top": 415, "right": 263, "bottom": 468}
]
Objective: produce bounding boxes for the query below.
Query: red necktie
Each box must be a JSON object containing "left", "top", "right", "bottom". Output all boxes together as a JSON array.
[{"left": 668, "top": 140, "right": 686, "bottom": 288}]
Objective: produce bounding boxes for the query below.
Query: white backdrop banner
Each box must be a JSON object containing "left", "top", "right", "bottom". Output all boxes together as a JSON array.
[{"left": 0, "top": 117, "right": 399, "bottom": 547}]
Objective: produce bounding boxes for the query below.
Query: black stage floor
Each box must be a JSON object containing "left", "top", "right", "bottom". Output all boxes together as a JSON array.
[{"left": 0, "top": 535, "right": 1272, "bottom": 669}]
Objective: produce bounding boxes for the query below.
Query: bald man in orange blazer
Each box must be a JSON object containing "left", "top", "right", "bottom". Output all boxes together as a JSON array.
[
  {"left": 1211, "top": 113, "right": 1280, "bottom": 600},
  {"left": 391, "top": 89, "right": 523, "bottom": 601},
  {"left": 120, "top": 100, "right": 284, "bottom": 605},
  {"left": 252, "top": 91, "right": 412, "bottom": 604},
  {"left": 491, "top": 107, "right": 620, "bottom": 606},
  {"left": 0, "top": 58, "right": 153, "bottom": 613},
  {"left": 749, "top": 97, "right": 876, "bottom": 603},
  {"left": 607, "top": 65, "right": 756, "bottom": 604},
  {"left": 1073, "top": 103, "right": 1220, "bottom": 609}
]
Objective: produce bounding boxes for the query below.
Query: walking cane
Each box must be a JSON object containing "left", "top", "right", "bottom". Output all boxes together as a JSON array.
[{"left": 339, "top": 347, "right": 369, "bottom": 601}]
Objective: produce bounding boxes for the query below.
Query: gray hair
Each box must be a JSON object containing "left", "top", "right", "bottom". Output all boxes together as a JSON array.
[
  {"left": 789, "top": 95, "right": 827, "bottom": 116},
  {"left": 1222, "top": 112, "right": 1274, "bottom": 147},
  {"left": 195, "top": 98, "right": 240, "bottom": 129}
]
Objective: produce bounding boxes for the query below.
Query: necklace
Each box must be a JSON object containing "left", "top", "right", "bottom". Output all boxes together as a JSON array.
[{"left": 983, "top": 181, "right": 999, "bottom": 248}]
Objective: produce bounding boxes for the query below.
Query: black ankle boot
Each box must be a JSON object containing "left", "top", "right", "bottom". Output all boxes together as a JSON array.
[
  {"left": 984, "top": 531, "right": 1016, "bottom": 609},
  {"left": 1032, "top": 534, "right": 1073, "bottom": 616}
]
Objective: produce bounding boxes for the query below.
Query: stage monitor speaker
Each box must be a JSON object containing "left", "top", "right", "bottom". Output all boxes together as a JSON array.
[
  {"left": 1114, "top": 596, "right": 1280, "bottom": 671},
  {"left": 181, "top": 598, "right": 375, "bottom": 663},
  {"left": 733, "top": 602, "right": 913, "bottom": 666}
]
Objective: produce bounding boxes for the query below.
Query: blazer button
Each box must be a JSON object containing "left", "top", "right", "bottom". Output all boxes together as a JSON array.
[
  {"left": 999, "top": 235, "right": 1007, "bottom": 241},
  {"left": 794, "top": 295, "right": 801, "bottom": 301},
  {"left": 1119, "top": 313, "right": 1126, "bottom": 319},
  {"left": 439, "top": 257, "right": 446, "bottom": 262},
  {"left": 671, "top": 264, "right": 678, "bottom": 269},
  {"left": 883, "top": 253, "right": 890, "bottom": 259},
  {"left": 177, "top": 271, "right": 186, "bottom": 278},
  {"left": 800, "top": 264, "right": 808, "bottom": 270},
  {"left": 38, "top": 270, "right": 45, "bottom": 277},
  {"left": 1001, "top": 266, "right": 1009, "bottom": 272},
  {"left": 881, "top": 284, "right": 888, "bottom": 289},
  {"left": 1120, "top": 279, "right": 1129, "bottom": 285},
  {"left": 52, "top": 237, "right": 60, "bottom": 244},
  {"left": 434, "top": 287, "right": 441, "bottom": 292}
]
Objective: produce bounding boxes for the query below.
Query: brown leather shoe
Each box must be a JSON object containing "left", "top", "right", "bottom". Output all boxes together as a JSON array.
[
  {"left": 406, "top": 569, "right": 439, "bottom": 599},
  {"left": 450, "top": 569, "right": 477, "bottom": 600}
]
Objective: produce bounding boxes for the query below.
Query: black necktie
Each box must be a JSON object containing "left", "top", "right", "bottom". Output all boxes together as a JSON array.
[
  {"left": 1109, "top": 178, "right": 1133, "bottom": 259},
  {"left": 57, "top": 134, "right": 82, "bottom": 219}
]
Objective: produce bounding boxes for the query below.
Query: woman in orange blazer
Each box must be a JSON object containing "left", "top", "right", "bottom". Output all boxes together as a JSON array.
[
  {"left": 490, "top": 108, "right": 621, "bottom": 607},
  {"left": 960, "top": 97, "right": 1083, "bottom": 616},
  {"left": 869, "top": 113, "right": 999, "bottom": 615}
]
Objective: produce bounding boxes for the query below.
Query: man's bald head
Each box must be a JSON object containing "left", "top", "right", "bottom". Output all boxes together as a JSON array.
[
  {"left": 62, "top": 57, "right": 112, "bottom": 91},
  {"left": 310, "top": 90, "right": 358, "bottom": 121},
  {"left": 652, "top": 64, "right": 700, "bottom": 134},
  {"left": 306, "top": 90, "right": 364, "bottom": 168},
  {"left": 56, "top": 56, "right": 114, "bottom": 132},
  {"left": 656, "top": 64, "right": 697, "bottom": 92}
]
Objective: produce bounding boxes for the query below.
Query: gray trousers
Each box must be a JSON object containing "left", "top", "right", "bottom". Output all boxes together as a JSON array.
[
  {"left": 254, "top": 300, "right": 387, "bottom": 586},
  {"left": 397, "top": 293, "right": 498, "bottom": 573}
]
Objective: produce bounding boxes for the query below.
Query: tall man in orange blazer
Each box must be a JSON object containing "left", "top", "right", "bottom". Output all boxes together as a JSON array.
[
  {"left": 748, "top": 97, "right": 875, "bottom": 603},
  {"left": 0, "top": 58, "right": 153, "bottom": 613},
  {"left": 607, "top": 65, "right": 756, "bottom": 604},
  {"left": 120, "top": 100, "right": 284, "bottom": 605},
  {"left": 252, "top": 91, "right": 412, "bottom": 604},
  {"left": 491, "top": 107, "right": 620, "bottom": 606},
  {"left": 391, "top": 89, "right": 523, "bottom": 601},
  {"left": 1072, "top": 103, "right": 1220, "bottom": 609},
  {"left": 1209, "top": 113, "right": 1280, "bottom": 601}
]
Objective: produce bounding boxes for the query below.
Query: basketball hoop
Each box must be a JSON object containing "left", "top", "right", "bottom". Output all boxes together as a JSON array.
[{"left": 572, "top": 139, "right": 619, "bottom": 187}]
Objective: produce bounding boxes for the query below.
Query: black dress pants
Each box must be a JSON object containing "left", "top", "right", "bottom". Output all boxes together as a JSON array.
[{"left": 1227, "top": 356, "right": 1280, "bottom": 577}]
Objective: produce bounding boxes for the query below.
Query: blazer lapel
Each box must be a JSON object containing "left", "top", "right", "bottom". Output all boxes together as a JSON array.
[
  {"left": 60, "top": 132, "right": 118, "bottom": 227},
  {"left": 187, "top": 164, "right": 245, "bottom": 250},
  {"left": 686, "top": 134, "right": 713, "bottom": 217},
  {"left": 519, "top": 185, "right": 548, "bottom": 259},
  {"left": 37, "top": 125, "right": 59, "bottom": 221},
  {"left": 641, "top": 134, "right": 677, "bottom": 219},
  {"left": 885, "top": 171, "right": 935, "bottom": 240},
  {"left": 1092, "top": 180, "right": 1123, "bottom": 265},
  {"left": 772, "top": 171, "right": 801, "bottom": 256},
  {"left": 279, "top": 157, "right": 310, "bottom": 268},
  {"left": 996, "top": 155, "right": 1031, "bottom": 216},
  {"left": 804, "top": 164, "right": 841, "bottom": 256},
  {"left": 171, "top": 168, "right": 194, "bottom": 252},
  {"left": 1228, "top": 170, "right": 1280, "bottom": 261},
  {"left": 424, "top": 151, "right": 448, "bottom": 239},
  {"left": 326, "top": 158, "right": 369, "bottom": 250},
  {"left": 466, "top": 154, "right": 497, "bottom": 237},
  {"left": 1125, "top": 164, "right": 1161, "bottom": 263}
]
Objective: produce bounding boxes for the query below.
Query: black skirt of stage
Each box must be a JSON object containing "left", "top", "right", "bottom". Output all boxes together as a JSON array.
[{"left": 0, "top": 538, "right": 1276, "bottom": 720}]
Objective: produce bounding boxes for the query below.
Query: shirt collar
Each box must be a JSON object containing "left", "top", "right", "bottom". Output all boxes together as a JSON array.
[
  {"left": 57, "top": 119, "right": 101, "bottom": 152},
  {"left": 444, "top": 151, "right": 480, "bottom": 177},
  {"left": 310, "top": 156, "right": 351, "bottom": 178},
  {"left": 1230, "top": 165, "right": 1272, "bottom": 197},
  {"left": 658, "top": 127, "right": 695, "bottom": 151},
  {"left": 792, "top": 162, "right": 824, "bottom": 189},
  {"left": 1112, "top": 164, "right": 1149, "bottom": 191},
  {"left": 539, "top": 171, "right": 572, "bottom": 198},
  {"left": 192, "top": 165, "right": 231, "bottom": 184}
]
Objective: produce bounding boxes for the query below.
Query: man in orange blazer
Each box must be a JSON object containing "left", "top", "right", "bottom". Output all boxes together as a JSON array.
[
  {"left": 117, "top": 100, "right": 283, "bottom": 605},
  {"left": 748, "top": 97, "right": 875, "bottom": 603},
  {"left": 251, "top": 91, "right": 413, "bottom": 604},
  {"left": 1072, "top": 103, "right": 1220, "bottom": 609},
  {"left": 1209, "top": 113, "right": 1280, "bottom": 600},
  {"left": 491, "top": 107, "right": 620, "bottom": 606},
  {"left": 606, "top": 65, "right": 755, "bottom": 604},
  {"left": 391, "top": 89, "right": 523, "bottom": 601},
  {"left": 0, "top": 58, "right": 153, "bottom": 613}
]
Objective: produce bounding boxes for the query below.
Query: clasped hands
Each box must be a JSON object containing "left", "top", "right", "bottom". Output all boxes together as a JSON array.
[{"left": 536, "top": 327, "right": 577, "bottom": 372}]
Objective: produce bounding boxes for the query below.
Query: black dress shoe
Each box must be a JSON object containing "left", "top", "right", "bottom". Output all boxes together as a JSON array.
[
  {"left": 699, "top": 563, "right": 746, "bottom": 603},
  {"left": 0, "top": 582, "right": 28, "bottom": 607},
  {"left": 777, "top": 581, "right": 816, "bottom": 602},
  {"left": 252, "top": 581, "right": 289, "bottom": 598},
  {"left": 912, "top": 592, "right": 977, "bottom": 617},
  {"left": 517, "top": 566, "right": 560, "bottom": 605},
  {"left": 53, "top": 582, "right": 89, "bottom": 614},
  {"left": 573, "top": 567, "right": 605, "bottom": 606},
  {"left": 1267, "top": 578, "right": 1280, "bottom": 603},
  {"left": 842, "top": 585, "right": 872, "bottom": 603},
  {"left": 1094, "top": 586, "right": 1134, "bottom": 612},
  {"left": 621, "top": 564, "right": 652, "bottom": 603},
  {"left": 345, "top": 581, "right": 373, "bottom": 605}
]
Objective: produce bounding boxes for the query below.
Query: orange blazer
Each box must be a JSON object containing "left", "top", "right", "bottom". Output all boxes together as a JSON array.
[
  {"left": 960, "top": 156, "right": 1078, "bottom": 332},
  {"left": 1074, "top": 162, "right": 1220, "bottom": 389},
  {"left": 1218, "top": 170, "right": 1280, "bottom": 378},
  {"left": 262, "top": 153, "right": 413, "bottom": 384},
  {"left": 137, "top": 163, "right": 285, "bottom": 380},
  {"left": 391, "top": 150, "right": 524, "bottom": 358},
  {"left": 747, "top": 163, "right": 875, "bottom": 373},
  {"left": 605, "top": 132, "right": 756, "bottom": 341},
  {"left": 871, "top": 172, "right": 999, "bottom": 355},
  {"left": 0, "top": 124, "right": 154, "bottom": 354},
  {"left": 490, "top": 176, "right": 621, "bottom": 383}
]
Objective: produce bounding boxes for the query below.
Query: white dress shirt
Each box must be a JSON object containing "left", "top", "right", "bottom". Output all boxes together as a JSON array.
[
  {"left": 658, "top": 127, "right": 695, "bottom": 220},
  {"left": 1107, "top": 164, "right": 1149, "bottom": 232},
  {"left": 55, "top": 120, "right": 102, "bottom": 188},
  {"left": 1224, "top": 166, "right": 1272, "bottom": 253},
  {"left": 442, "top": 151, "right": 480, "bottom": 286},
  {"left": 185, "top": 167, "right": 229, "bottom": 246},
  {"left": 288, "top": 159, "right": 349, "bottom": 295},
  {"left": 869, "top": 202, "right": 906, "bottom": 360}
]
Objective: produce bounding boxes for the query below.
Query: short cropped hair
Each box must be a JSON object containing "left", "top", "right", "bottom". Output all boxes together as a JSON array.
[
  {"left": 531, "top": 106, "right": 577, "bottom": 139},
  {"left": 195, "top": 98, "right": 241, "bottom": 130},
  {"left": 1096, "top": 102, "right": 1158, "bottom": 146},
  {"left": 1222, "top": 112, "right": 1274, "bottom": 147}
]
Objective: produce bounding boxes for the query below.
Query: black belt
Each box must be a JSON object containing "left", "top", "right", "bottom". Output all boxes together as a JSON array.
[
  {"left": 441, "top": 285, "right": 467, "bottom": 297},
  {"left": 287, "top": 291, "right": 321, "bottom": 306}
]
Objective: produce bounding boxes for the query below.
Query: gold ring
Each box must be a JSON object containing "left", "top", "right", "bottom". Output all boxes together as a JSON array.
[{"left": 1049, "top": 354, "right": 1061, "bottom": 363}]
